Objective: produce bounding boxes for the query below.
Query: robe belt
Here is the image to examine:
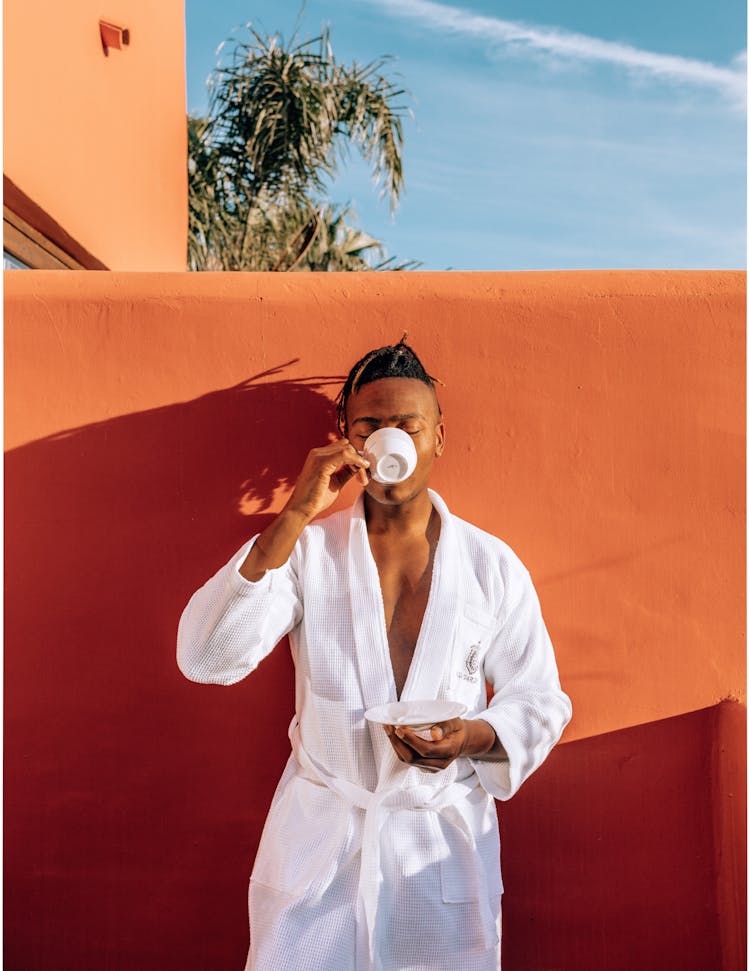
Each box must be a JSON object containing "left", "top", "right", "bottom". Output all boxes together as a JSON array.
[{"left": 288, "top": 718, "right": 497, "bottom": 969}]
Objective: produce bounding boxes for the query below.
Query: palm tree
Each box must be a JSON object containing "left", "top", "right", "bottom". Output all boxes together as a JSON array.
[{"left": 188, "top": 26, "right": 416, "bottom": 271}]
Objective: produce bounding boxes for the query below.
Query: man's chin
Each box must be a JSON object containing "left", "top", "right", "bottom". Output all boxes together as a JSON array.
[{"left": 364, "top": 480, "right": 422, "bottom": 505}]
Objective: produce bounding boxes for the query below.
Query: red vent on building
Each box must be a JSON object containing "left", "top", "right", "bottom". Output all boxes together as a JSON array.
[{"left": 99, "top": 21, "right": 130, "bottom": 55}]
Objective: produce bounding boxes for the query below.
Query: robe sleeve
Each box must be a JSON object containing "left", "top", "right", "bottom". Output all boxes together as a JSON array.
[
  {"left": 176, "top": 535, "right": 303, "bottom": 685},
  {"left": 468, "top": 561, "right": 572, "bottom": 801}
]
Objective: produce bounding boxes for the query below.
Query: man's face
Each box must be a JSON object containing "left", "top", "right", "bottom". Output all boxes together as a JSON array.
[{"left": 345, "top": 377, "right": 445, "bottom": 505}]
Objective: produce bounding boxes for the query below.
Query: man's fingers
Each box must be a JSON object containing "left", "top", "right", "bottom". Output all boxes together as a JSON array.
[
  {"left": 386, "top": 731, "right": 418, "bottom": 764},
  {"left": 439, "top": 718, "right": 464, "bottom": 735},
  {"left": 331, "top": 459, "right": 372, "bottom": 491},
  {"left": 384, "top": 724, "right": 458, "bottom": 770},
  {"left": 389, "top": 736, "right": 451, "bottom": 770},
  {"left": 385, "top": 727, "right": 440, "bottom": 765},
  {"left": 331, "top": 466, "right": 355, "bottom": 489},
  {"left": 395, "top": 724, "right": 461, "bottom": 758},
  {"left": 315, "top": 438, "right": 357, "bottom": 455},
  {"left": 317, "top": 439, "right": 369, "bottom": 469}
]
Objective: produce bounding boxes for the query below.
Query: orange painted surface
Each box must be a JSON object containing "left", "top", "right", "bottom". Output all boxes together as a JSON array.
[
  {"left": 3, "top": 1, "right": 187, "bottom": 269},
  {"left": 5, "top": 270, "right": 745, "bottom": 739},
  {"left": 4, "top": 270, "right": 745, "bottom": 969}
]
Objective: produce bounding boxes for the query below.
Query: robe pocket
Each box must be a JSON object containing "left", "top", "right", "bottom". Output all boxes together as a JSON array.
[
  {"left": 250, "top": 775, "right": 351, "bottom": 898},
  {"left": 431, "top": 796, "right": 504, "bottom": 904},
  {"left": 451, "top": 606, "right": 497, "bottom": 703},
  {"left": 439, "top": 843, "right": 504, "bottom": 904}
]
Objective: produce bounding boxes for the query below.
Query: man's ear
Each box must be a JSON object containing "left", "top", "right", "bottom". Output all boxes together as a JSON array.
[{"left": 435, "top": 418, "right": 446, "bottom": 457}]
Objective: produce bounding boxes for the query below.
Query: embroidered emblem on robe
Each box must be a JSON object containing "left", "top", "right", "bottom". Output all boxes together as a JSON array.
[{"left": 458, "top": 645, "right": 481, "bottom": 683}]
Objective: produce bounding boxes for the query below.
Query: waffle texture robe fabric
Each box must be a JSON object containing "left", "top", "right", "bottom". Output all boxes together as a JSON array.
[{"left": 177, "top": 489, "right": 572, "bottom": 971}]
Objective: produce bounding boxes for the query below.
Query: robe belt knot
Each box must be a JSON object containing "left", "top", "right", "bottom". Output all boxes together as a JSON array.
[{"left": 288, "top": 719, "right": 497, "bottom": 970}]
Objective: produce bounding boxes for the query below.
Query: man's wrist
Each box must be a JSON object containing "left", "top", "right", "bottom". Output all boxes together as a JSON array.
[
  {"left": 460, "top": 718, "right": 498, "bottom": 758},
  {"left": 280, "top": 502, "right": 315, "bottom": 530},
  {"left": 238, "top": 506, "right": 311, "bottom": 581}
]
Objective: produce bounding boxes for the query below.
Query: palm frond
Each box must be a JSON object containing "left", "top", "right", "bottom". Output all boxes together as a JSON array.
[{"left": 187, "top": 24, "right": 417, "bottom": 271}]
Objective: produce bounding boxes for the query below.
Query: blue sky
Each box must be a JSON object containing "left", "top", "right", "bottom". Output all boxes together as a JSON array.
[{"left": 184, "top": 0, "right": 746, "bottom": 270}]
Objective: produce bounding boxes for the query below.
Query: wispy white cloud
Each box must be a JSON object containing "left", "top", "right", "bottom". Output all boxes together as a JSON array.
[{"left": 368, "top": 0, "right": 747, "bottom": 101}]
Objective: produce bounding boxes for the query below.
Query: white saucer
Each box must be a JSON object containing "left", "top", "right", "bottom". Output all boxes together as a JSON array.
[{"left": 364, "top": 699, "right": 468, "bottom": 729}]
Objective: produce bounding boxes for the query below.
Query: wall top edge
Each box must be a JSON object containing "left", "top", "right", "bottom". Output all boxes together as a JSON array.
[{"left": 3, "top": 268, "right": 745, "bottom": 303}]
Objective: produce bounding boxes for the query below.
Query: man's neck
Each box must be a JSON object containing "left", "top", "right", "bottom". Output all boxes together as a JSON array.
[{"left": 363, "top": 488, "right": 436, "bottom": 541}]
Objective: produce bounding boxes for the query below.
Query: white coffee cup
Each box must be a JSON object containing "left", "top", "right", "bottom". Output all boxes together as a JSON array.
[{"left": 363, "top": 427, "right": 418, "bottom": 484}]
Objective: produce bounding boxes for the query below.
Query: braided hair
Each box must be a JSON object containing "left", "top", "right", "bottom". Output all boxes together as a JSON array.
[{"left": 336, "top": 333, "right": 442, "bottom": 434}]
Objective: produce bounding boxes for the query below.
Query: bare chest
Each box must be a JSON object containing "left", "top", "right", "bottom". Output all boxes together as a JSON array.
[{"left": 369, "top": 545, "right": 435, "bottom": 699}]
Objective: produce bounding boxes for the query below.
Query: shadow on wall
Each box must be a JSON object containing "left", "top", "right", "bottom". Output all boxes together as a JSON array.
[
  {"left": 500, "top": 701, "right": 747, "bottom": 971},
  {"left": 5, "top": 365, "right": 343, "bottom": 971}
]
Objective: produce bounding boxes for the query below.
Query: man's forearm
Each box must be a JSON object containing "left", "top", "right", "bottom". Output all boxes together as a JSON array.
[{"left": 238, "top": 506, "right": 311, "bottom": 581}]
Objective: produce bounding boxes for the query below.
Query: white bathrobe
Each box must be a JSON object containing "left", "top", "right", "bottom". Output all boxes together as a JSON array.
[{"left": 177, "top": 489, "right": 572, "bottom": 971}]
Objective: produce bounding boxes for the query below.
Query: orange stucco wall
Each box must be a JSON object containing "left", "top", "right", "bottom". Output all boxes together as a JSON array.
[
  {"left": 4, "top": 270, "right": 745, "bottom": 969},
  {"left": 3, "top": 1, "right": 187, "bottom": 269},
  {"left": 5, "top": 270, "right": 745, "bottom": 739}
]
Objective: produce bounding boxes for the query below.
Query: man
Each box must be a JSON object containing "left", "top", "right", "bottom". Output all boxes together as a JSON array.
[{"left": 177, "top": 338, "right": 572, "bottom": 971}]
